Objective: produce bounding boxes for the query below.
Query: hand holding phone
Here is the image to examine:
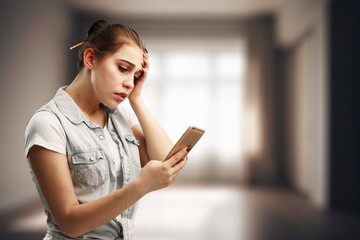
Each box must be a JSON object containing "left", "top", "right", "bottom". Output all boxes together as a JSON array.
[{"left": 164, "top": 126, "right": 205, "bottom": 160}]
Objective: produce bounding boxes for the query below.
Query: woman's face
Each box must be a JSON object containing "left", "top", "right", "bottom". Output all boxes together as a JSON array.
[{"left": 91, "top": 43, "right": 143, "bottom": 109}]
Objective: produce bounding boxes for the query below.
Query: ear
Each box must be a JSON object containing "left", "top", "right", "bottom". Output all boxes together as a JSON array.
[{"left": 83, "top": 48, "right": 95, "bottom": 70}]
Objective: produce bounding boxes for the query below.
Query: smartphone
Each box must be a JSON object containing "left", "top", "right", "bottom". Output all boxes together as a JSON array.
[{"left": 165, "top": 126, "right": 205, "bottom": 160}]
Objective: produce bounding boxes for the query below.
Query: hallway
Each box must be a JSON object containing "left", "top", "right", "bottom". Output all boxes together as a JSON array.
[{"left": 1, "top": 184, "right": 360, "bottom": 240}]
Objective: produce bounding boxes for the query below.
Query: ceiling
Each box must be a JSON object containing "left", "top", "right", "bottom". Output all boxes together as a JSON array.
[{"left": 68, "top": 0, "right": 290, "bottom": 19}]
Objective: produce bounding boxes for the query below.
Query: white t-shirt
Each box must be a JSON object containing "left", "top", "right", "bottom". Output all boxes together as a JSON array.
[
  {"left": 25, "top": 106, "right": 139, "bottom": 164},
  {"left": 103, "top": 124, "right": 122, "bottom": 174}
]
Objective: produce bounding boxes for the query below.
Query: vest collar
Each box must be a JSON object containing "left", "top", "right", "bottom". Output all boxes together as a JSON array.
[{"left": 53, "top": 86, "right": 119, "bottom": 127}]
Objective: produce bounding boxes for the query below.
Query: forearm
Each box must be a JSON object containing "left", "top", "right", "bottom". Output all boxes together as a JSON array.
[
  {"left": 59, "top": 180, "right": 145, "bottom": 238},
  {"left": 129, "top": 97, "right": 173, "bottom": 160}
]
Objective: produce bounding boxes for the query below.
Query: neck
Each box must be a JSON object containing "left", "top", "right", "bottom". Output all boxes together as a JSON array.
[
  {"left": 66, "top": 72, "right": 107, "bottom": 128},
  {"left": 66, "top": 69, "right": 101, "bottom": 115}
]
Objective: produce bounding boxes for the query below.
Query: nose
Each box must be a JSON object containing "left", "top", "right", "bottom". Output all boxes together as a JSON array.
[{"left": 122, "top": 76, "right": 134, "bottom": 90}]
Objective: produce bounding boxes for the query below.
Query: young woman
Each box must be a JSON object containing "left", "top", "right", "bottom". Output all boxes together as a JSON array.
[{"left": 24, "top": 20, "right": 188, "bottom": 240}]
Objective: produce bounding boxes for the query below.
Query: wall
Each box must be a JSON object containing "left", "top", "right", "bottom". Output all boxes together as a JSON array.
[
  {"left": 244, "top": 17, "right": 278, "bottom": 185},
  {"left": 329, "top": 0, "right": 360, "bottom": 214},
  {"left": 0, "top": 0, "right": 71, "bottom": 211},
  {"left": 275, "top": 0, "right": 329, "bottom": 209}
]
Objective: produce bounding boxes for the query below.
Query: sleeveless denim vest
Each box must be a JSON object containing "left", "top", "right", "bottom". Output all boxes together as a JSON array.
[{"left": 33, "top": 87, "right": 141, "bottom": 240}]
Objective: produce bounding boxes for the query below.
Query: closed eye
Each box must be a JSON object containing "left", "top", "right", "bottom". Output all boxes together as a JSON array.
[{"left": 118, "top": 66, "right": 128, "bottom": 73}]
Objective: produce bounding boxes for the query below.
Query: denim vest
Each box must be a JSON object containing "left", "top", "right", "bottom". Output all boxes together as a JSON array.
[{"left": 34, "top": 87, "right": 141, "bottom": 240}]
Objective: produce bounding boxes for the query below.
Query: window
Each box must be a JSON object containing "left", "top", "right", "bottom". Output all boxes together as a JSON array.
[{"left": 127, "top": 36, "right": 247, "bottom": 181}]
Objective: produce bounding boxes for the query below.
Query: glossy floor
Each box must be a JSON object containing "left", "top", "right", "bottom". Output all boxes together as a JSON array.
[{"left": 1, "top": 184, "right": 360, "bottom": 240}]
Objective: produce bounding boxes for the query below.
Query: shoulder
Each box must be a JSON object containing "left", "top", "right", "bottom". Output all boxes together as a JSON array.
[
  {"left": 24, "top": 111, "right": 66, "bottom": 157},
  {"left": 117, "top": 104, "right": 139, "bottom": 128},
  {"left": 117, "top": 104, "right": 131, "bottom": 116},
  {"left": 26, "top": 111, "right": 63, "bottom": 134}
]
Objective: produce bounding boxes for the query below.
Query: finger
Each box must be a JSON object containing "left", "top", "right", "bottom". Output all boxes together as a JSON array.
[
  {"left": 141, "top": 67, "right": 148, "bottom": 79},
  {"left": 143, "top": 50, "right": 149, "bottom": 59},
  {"left": 169, "top": 158, "right": 187, "bottom": 180},
  {"left": 168, "top": 172, "right": 179, "bottom": 185},
  {"left": 143, "top": 56, "right": 150, "bottom": 69},
  {"left": 165, "top": 147, "right": 188, "bottom": 167},
  {"left": 140, "top": 61, "right": 149, "bottom": 82},
  {"left": 170, "top": 158, "right": 187, "bottom": 175}
]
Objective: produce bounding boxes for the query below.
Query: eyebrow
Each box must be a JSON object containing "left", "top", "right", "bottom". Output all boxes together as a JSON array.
[
  {"left": 117, "top": 59, "right": 142, "bottom": 72},
  {"left": 117, "top": 59, "right": 135, "bottom": 67}
]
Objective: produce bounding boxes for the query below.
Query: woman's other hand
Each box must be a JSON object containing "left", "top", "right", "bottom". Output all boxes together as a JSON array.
[
  {"left": 128, "top": 50, "right": 149, "bottom": 102},
  {"left": 135, "top": 147, "right": 188, "bottom": 195}
]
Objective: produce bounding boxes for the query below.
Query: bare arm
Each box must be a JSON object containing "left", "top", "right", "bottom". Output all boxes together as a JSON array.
[
  {"left": 128, "top": 52, "right": 174, "bottom": 162},
  {"left": 28, "top": 145, "right": 187, "bottom": 238},
  {"left": 130, "top": 99, "right": 173, "bottom": 162},
  {"left": 132, "top": 124, "right": 150, "bottom": 167}
]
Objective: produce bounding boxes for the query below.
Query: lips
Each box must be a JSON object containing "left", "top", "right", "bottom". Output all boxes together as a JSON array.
[{"left": 114, "top": 92, "right": 128, "bottom": 102}]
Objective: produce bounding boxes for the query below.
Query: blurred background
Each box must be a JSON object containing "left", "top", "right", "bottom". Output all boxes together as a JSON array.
[{"left": 1, "top": 0, "right": 359, "bottom": 239}]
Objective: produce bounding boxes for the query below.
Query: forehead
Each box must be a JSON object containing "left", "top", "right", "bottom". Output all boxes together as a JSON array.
[{"left": 111, "top": 44, "right": 143, "bottom": 68}]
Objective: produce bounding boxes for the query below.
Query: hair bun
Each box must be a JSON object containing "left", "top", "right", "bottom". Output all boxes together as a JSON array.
[{"left": 87, "top": 20, "right": 110, "bottom": 37}]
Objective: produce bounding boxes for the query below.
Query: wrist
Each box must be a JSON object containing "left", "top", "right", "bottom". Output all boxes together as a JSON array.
[
  {"left": 130, "top": 177, "right": 148, "bottom": 198},
  {"left": 128, "top": 96, "right": 143, "bottom": 106}
]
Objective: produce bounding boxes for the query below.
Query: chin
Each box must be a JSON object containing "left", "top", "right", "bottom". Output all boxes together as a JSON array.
[{"left": 102, "top": 101, "right": 120, "bottom": 110}]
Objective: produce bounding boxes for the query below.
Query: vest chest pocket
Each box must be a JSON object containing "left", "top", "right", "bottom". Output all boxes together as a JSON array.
[
  {"left": 125, "top": 135, "right": 141, "bottom": 169},
  {"left": 71, "top": 149, "right": 109, "bottom": 190}
]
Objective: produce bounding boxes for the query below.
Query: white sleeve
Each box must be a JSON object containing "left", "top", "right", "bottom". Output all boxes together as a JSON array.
[
  {"left": 24, "top": 111, "right": 67, "bottom": 157},
  {"left": 118, "top": 105, "right": 139, "bottom": 128}
]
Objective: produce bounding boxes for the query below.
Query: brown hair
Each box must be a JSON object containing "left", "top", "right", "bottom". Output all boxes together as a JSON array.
[{"left": 77, "top": 20, "right": 146, "bottom": 69}]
